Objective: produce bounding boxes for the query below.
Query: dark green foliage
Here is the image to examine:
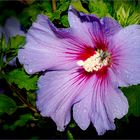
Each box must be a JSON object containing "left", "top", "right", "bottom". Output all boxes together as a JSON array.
[
  {"left": 3, "top": 113, "right": 34, "bottom": 131},
  {"left": 122, "top": 85, "right": 140, "bottom": 117},
  {"left": 19, "top": 5, "right": 40, "bottom": 28},
  {"left": 0, "top": 94, "right": 17, "bottom": 115}
]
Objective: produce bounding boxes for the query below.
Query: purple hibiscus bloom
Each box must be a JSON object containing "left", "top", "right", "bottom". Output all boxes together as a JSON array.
[{"left": 18, "top": 7, "right": 140, "bottom": 135}]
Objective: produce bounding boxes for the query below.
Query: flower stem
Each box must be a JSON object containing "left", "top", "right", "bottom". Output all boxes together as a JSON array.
[
  {"left": 52, "top": 0, "right": 56, "bottom": 12},
  {"left": 10, "top": 84, "right": 37, "bottom": 113}
]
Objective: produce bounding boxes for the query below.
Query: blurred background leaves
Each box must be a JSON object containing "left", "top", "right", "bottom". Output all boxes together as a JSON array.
[
  {"left": 114, "top": 0, "right": 140, "bottom": 26},
  {"left": 0, "top": 0, "right": 140, "bottom": 139}
]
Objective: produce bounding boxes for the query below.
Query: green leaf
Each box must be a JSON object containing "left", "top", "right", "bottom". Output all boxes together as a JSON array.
[
  {"left": 113, "top": 0, "right": 136, "bottom": 13},
  {"left": 127, "top": 4, "right": 140, "bottom": 25},
  {"left": 115, "top": 5, "right": 130, "bottom": 26},
  {"left": 3, "top": 113, "right": 34, "bottom": 130},
  {"left": 44, "top": 12, "right": 53, "bottom": 21},
  {"left": 45, "top": 11, "right": 61, "bottom": 21},
  {"left": 6, "top": 69, "right": 38, "bottom": 91},
  {"left": 89, "top": 0, "right": 110, "bottom": 17},
  {"left": 71, "top": 0, "right": 89, "bottom": 14},
  {"left": 67, "top": 130, "right": 74, "bottom": 140},
  {"left": 0, "top": 94, "right": 18, "bottom": 115},
  {"left": 46, "top": 1, "right": 70, "bottom": 22},
  {"left": 69, "top": 122, "right": 76, "bottom": 128},
  {"left": 113, "top": 0, "right": 139, "bottom": 26},
  {"left": 61, "top": 15, "right": 69, "bottom": 27},
  {"left": 0, "top": 35, "right": 7, "bottom": 69},
  {"left": 0, "top": 34, "right": 7, "bottom": 52},
  {"left": 51, "top": 11, "right": 61, "bottom": 20},
  {"left": 6, "top": 35, "right": 25, "bottom": 62},
  {"left": 8, "top": 35, "right": 25, "bottom": 50},
  {"left": 121, "top": 85, "right": 140, "bottom": 117},
  {"left": 58, "top": 1, "right": 70, "bottom": 12}
]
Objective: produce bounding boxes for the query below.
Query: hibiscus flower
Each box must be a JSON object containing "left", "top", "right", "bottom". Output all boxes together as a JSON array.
[{"left": 18, "top": 7, "right": 140, "bottom": 135}]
